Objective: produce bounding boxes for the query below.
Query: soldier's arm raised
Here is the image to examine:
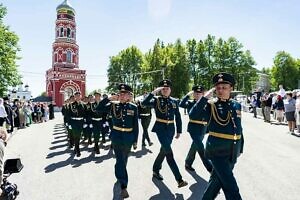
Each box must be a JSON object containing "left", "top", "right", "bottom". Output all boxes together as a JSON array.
[{"left": 179, "top": 91, "right": 193, "bottom": 108}]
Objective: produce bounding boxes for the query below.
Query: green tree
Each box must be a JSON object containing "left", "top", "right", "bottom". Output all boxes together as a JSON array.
[
  {"left": 107, "top": 46, "right": 143, "bottom": 93},
  {"left": 271, "top": 51, "right": 299, "bottom": 90},
  {"left": 142, "top": 39, "right": 167, "bottom": 91},
  {"left": 0, "top": 4, "right": 21, "bottom": 96},
  {"left": 186, "top": 39, "right": 198, "bottom": 84}
]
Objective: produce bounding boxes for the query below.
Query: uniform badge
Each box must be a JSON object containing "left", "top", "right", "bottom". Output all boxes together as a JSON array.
[{"left": 127, "top": 109, "right": 134, "bottom": 116}]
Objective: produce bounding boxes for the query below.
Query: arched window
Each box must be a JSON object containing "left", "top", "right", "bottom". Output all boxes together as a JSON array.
[
  {"left": 60, "top": 27, "right": 64, "bottom": 37},
  {"left": 67, "top": 28, "right": 71, "bottom": 38},
  {"left": 66, "top": 51, "right": 72, "bottom": 63}
]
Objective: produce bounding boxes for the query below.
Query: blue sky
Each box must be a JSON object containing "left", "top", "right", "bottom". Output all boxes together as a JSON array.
[{"left": 2, "top": 0, "right": 300, "bottom": 96}]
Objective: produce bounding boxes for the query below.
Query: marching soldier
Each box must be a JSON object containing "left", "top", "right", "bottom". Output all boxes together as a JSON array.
[
  {"left": 69, "top": 91, "right": 85, "bottom": 157},
  {"left": 83, "top": 95, "right": 93, "bottom": 145},
  {"left": 91, "top": 92, "right": 103, "bottom": 154},
  {"left": 63, "top": 96, "right": 74, "bottom": 148},
  {"left": 97, "top": 84, "right": 139, "bottom": 199},
  {"left": 142, "top": 79, "right": 188, "bottom": 188},
  {"left": 179, "top": 85, "right": 212, "bottom": 172},
  {"left": 137, "top": 92, "right": 153, "bottom": 147},
  {"left": 189, "top": 72, "right": 244, "bottom": 200}
]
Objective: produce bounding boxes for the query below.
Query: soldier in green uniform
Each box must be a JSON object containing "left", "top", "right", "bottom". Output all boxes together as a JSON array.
[
  {"left": 91, "top": 92, "right": 103, "bottom": 154},
  {"left": 137, "top": 92, "right": 153, "bottom": 147},
  {"left": 189, "top": 72, "right": 244, "bottom": 200},
  {"left": 96, "top": 84, "right": 139, "bottom": 199},
  {"left": 69, "top": 91, "right": 85, "bottom": 157},
  {"left": 83, "top": 95, "right": 93, "bottom": 145},
  {"left": 62, "top": 98, "right": 73, "bottom": 148},
  {"left": 142, "top": 79, "right": 188, "bottom": 188},
  {"left": 179, "top": 85, "right": 212, "bottom": 172}
]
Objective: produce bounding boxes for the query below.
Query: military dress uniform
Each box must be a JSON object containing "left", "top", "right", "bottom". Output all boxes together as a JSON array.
[
  {"left": 97, "top": 84, "right": 139, "bottom": 198},
  {"left": 69, "top": 96, "right": 85, "bottom": 157},
  {"left": 91, "top": 95, "right": 104, "bottom": 154},
  {"left": 142, "top": 79, "right": 187, "bottom": 187},
  {"left": 189, "top": 73, "right": 244, "bottom": 200},
  {"left": 83, "top": 101, "right": 93, "bottom": 145},
  {"left": 179, "top": 85, "right": 212, "bottom": 172},
  {"left": 137, "top": 99, "right": 153, "bottom": 147},
  {"left": 62, "top": 101, "right": 73, "bottom": 147}
]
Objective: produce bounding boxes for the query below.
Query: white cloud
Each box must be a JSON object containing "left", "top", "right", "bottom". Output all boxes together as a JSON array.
[{"left": 147, "top": 0, "right": 172, "bottom": 20}]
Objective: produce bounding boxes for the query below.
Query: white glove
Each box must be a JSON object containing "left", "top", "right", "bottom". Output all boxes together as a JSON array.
[
  {"left": 83, "top": 124, "right": 88, "bottom": 128},
  {"left": 89, "top": 124, "right": 93, "bottom": 128},
  {"left": 65, "top": 123, "right": 68, "bottom": 126},
  {"left": 68, "top": 125, "right": 72, "bottom": 130}
]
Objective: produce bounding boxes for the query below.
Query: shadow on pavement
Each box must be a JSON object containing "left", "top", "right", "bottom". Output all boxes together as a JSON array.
[
  {"left": 44, "top": 153, "right": 75, "bottom": 173},
  {"left": 186, "top": 170, "right": 208, "bottom": 200},
  {"left": 129, "top": 146, "right": 152, "bottom": 158},
  {"left": 95, "top": 148, "right": 114, "bottom": 164},
  {"left": 149, "top": 177, "right": 184, "bottom": 200}
]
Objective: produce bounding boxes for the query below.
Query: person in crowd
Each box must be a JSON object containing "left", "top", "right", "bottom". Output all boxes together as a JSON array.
[
  {"left": 260, "top": 93, "right": 267, "bottom": 121},
  {"left": 18, "top": 102, "right": 26, "bottom": 129},
  {"left": 12, "top": 100, "right": 20, "bottom": 129},
  {"left": 284, "top": 92, "right": 296, "bottom": 134},
  {"left": 295, "top": 92, "right": 300, "bottom": 135},
  {"left": 278, "top": 84, "right": 286, "bottom": 98},
  {"left": 0, "top": 127, "right": 8, "bottom": 186},
  {"left": 265, "top": 93, "right": 273, "bottom": 123},
  {"left": 274, "top": 95, "right": 285, "bottom": 124},
  {"left": 251, "top": 95, "right": 258, "bottom": 118},
  {"left": 48, "top": 102, "right": 55, "bottom": 120},
  {"left": 0, "top": 99, "right": 8, "bottom": 127},
  {"left": 3, "top": 97, "right": 13, "bottom": 133}
]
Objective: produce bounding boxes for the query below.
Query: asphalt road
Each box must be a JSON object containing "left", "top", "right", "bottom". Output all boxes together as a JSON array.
[{"left": 4, "top": 110, "right": 300, "bottom": 200}]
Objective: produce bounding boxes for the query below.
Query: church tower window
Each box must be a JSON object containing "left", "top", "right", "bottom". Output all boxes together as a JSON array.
[{"left": 66, "top": 51, "right": 72, "bottom": 63}]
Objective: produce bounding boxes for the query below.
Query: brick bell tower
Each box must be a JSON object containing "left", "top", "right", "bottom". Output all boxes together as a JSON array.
[{"left": 46, "top": 0, "right": 86, "bottom": 107}]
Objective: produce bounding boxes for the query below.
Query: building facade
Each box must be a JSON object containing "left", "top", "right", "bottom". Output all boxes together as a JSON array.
[{"left": 46, "top": 0, "right": 86, "bottom": 107}]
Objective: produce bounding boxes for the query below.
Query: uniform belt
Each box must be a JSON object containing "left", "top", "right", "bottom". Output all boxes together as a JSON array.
[
  {"left": 189, "top": 119, "right": 207, "bottom": 125},
  {"left": 140, "top": 114, "right": 151, "bottom": 116},
  {"left": 113, "top": 126, "right": 133, "bottom": 132},
  {"left": 156, "top": 118, "right": 174, "bottom": 124},
  {"left": 71, "top": 117, "right": 83, "bottom": 120},
  {"left": 92, "top": 117, "right": 102, "bottom": 121},
  {"left": 209, "top": 132, "right": 241, "bottom": 140}
]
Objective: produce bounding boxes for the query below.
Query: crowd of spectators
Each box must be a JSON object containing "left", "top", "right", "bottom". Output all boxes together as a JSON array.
[
  {"left": 0, "top": 97, "right": 54, "bottom": 133},
  {"left": 250, "top": 85, "right": 300, "bottom": 135}
]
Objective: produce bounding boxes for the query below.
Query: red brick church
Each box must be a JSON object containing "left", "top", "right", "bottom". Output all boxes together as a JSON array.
[{"left": 46, "top": 0, "right": 86, "bottom": 107}]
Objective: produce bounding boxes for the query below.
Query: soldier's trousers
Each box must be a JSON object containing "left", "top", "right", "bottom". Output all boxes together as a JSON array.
[
  {"left": 70, "top": 119, "right": 83, "bottom": 153},
  {"left": 92, "top": 120, "right": 102, "bottom": 144},
  {"left": 83, "top": 123, "right": 92, "bottom": 140},
  {"left": 153, "top": 130, "right": 182, "bottom": 182},
  {"left": 185, "top": 132, "right": 212, "bottom": 172},
  {"left": 113, "top": 143, "right": 131, "bottom": 189},
  {"left": 202, "top": 156, "right": 242, "bottom": 200},
  {"left": 141, "top": 116, "right": 151, "bottom": 145}
]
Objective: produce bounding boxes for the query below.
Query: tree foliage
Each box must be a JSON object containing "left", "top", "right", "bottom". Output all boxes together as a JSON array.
[
  {"left": 0, "top": 4, "right": 21, "bottom": 96},
  {"left": 270, "top": 51, "right": 299, "bottom": 90},
  {"left": 107, "top": 35, "right": 257, "bottom": 97}
]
